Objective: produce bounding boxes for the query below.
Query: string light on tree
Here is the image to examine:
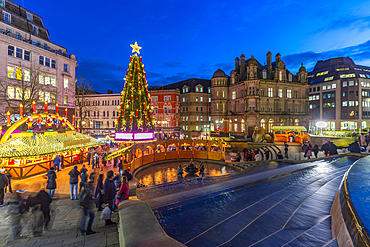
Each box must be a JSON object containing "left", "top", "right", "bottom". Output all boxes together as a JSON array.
[{"left": 115, "top": 42, "right": 155, "bottom": 141}]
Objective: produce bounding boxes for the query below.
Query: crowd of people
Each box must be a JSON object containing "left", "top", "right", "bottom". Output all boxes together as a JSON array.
[{"left": 0, "top": 145, "right": 133, "bottom": 242}]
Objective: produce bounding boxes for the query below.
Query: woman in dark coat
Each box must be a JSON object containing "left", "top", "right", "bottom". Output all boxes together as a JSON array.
[
  {"left": 95, "top": 174, "right": 104, "bottom": 211},
  {"left": 46, "top": 167, "right": 57, "bottom": 199}
]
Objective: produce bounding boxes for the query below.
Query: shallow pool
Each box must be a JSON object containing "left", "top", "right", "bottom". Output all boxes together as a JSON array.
[{"left": 135, "top": 161, "right": 240, "bottom": 187}]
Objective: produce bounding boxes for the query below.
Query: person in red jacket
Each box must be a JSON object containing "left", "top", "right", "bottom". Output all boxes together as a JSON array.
[{"left": 115, "top": 176, "right": 129, "bottom": 206}]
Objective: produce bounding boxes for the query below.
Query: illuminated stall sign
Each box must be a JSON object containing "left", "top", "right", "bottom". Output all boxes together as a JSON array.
[{"left": 115, "top": 132, "right": 154, "bottom": 141}]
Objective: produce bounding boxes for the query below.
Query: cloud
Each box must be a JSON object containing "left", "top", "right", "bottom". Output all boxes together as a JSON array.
[
  {"left": 282, "top": 39, "right": 370, "bottom": 73},
  {"left": 162, "top": 60, "right": 185, "bottom": 68}
]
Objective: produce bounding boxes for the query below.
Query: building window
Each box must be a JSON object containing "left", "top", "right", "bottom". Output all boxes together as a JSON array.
[
  {"left": 182, "top": 98, "right": 185, "bottom": 102},
  {"left": 200, "top": 116, "right": 203, "bottom": 121},
  {"left": 196, "top": 126, "right": 199, "bottom": 130},
  {"left": 209, "top": 97, "right": 211, "bottom": 102},
  {"left": 323, "top": 85, "right": 326, "bottom": 90},
  {"left": 200, "top": 87, "right": 203, "bottom": 92},
  {"left": 176, "top": 96, "right": 179, "bottom": 101},
  {"left": 332, "top": 83, "right": 336, "bottom": 89},
  {"left": 39, "top": 56, "right": 56, "bottom": 68},
  {"left": 64, "top": 78, "right": 69, "bottom": 89},
  {"left": 349, "top": 101, "right": 354, "bottom": 106},
  {"left": 196, "top": 97, "right": 198, "bottom": 102},
  {"left": 278, "top": 89, "right": 282, "bottom": 98},
  {"left": 232, "top": 91, "right": 236, "bottom": 99},
  {"left": 343, "top": 101, "right": 348, "bottom": 106},
  {"left": 287, "top": 89, "right": 291, "bottom": 98},
  {"left": 349, "top": 81, "right": 354, "bottom": 86},
  {"left": 26, "top": 12, "right": 32, "bottom": 21},
  {"left": 0, "top": 0, "right": 4, "bottom": 7},
  {"left": 279, "top": 71, "right": 282, "bottom": 81},
  {"left": 200, "top": 97, "right": 203, "bottom": 102},
  {"left": 263, "top": 70, "right": 267, "bottom": 79},
  {"left": 7, "top": 86, "right": 14, "bottom": 99},
  {"left": 268, "top": 88, "right": 273, "bottom": 97},
  {"left": 289, "top": 74, "right": 292, "bottom": 81},
  {"left": 164, "top": 96, "right": 167, "bottom": 102},
  {"left": 343, "top": 81, "right": 347, "bottom": 87},
  {"left": 223, "top": 91, "right": 225, "bottom": 98},
  {"left": 64, "top": 64, "right": 68, "bottom": 72},
  {"left": 3, "top": 11, "right": 11, "bottom": 23},
  {"left": 196, "top": 87, "right": 198, "bottom": 92},
  {"left": 208, "top": 88, "right": 211, "bottom": 93},
  {"left": 32, "top": 25, "right": 37, "bottom": 35}
]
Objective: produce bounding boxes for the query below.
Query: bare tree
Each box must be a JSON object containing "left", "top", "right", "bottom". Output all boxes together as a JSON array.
[
  {"left": 75, "top": 77, "right": 97, "bottom": 132},
  {"left": 0, "top": 63, "right": 58, "bottom": 125}
]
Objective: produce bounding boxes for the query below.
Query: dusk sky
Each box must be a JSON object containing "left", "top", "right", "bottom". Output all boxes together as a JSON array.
[{"left": 12, "top": 0, "right": 370, "bottom": 93}]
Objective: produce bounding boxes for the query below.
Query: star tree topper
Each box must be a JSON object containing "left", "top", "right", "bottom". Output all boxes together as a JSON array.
[{"left": 130, "top": 41, "right": 142, "bottom": 54}]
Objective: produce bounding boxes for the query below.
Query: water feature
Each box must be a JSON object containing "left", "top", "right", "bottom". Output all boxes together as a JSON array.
[
  {"left": 152, "top": 157, "right": 359, "bottom": 246},
  {"left": 135, "top": 161, "right": 240, "bottom": 187}
]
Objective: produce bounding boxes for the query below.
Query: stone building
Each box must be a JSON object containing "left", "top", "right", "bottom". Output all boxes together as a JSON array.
[
  {"left": 0, "top": 0, "right": 77, "bottom": 123},
  {"left": 211, "top": 52, "right": 310, "bottom": 138}
]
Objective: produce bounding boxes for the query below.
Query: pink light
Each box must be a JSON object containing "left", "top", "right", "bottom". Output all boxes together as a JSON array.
[
  {"left": 115, "top": 133, "right": 134, "bottom": 140},
  {"left": 134, "top": 132, "right": 154, "bottom": 140}
]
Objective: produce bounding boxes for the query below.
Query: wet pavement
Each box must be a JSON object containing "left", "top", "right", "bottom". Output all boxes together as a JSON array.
[
  {"left": 153, "top": 156, "right": 359, "bottom": 246},
  {"left": 0, "top": 161, "right": 123, "bottom": 247}
]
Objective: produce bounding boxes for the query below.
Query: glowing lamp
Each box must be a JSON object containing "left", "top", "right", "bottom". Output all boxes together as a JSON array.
[
  {"left": 32, "top": 101, "right": 36, "bottom": 114},
  {"left": 6, "top": 111, "right": 10, "bottom": 126},
  {"left": 316, "top": 121, "right": 327, "bottom": 128},
  {"left": 19, "top": 104, "right": 23, "bottom": 118},
  {"left": 45, "top": 101, "right": 48, "bottom": 113},
  {"left": 56, "top": 103, "right": 59, "bottom": 115}
]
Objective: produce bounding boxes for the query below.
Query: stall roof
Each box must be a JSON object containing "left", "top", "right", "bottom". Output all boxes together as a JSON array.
[
  {"left": 0, "top": 132, "right": 103, "bottom": 159},
  {"left": 271, "top": 126, "right": 307, "bottom": 131}
]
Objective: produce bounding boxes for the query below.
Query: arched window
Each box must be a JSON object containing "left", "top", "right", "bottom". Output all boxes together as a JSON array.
[
  {"left": 268, "top": 119, "right": 274, "bottom": 132},
  {"left": 279, "top": 71, "right": 283, "bottom": 81},
  {"left": 261, "top": 119, "right": 266, "bottom": 130}
]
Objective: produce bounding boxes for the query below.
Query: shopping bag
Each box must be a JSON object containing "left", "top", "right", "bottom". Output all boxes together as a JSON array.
[{"left": 100, "top": 206, "right": 111, "bottom": 220}]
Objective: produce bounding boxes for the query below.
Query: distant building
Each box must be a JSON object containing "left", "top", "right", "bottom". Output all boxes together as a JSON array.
[
  {"left": 149, "top": 88, "right": 181, "bottom": 139},
  {"left": 211, "top": 52, "right": 310, "bottom": 137},
  {"left": 0, "top": 0, "right": 77, "bottom": 123},
  {"left": 162, "top": 79, "right": 211, "bottom": 139},
  {"left": 77, "top": 88, "right": 181, "bottom": 138},
  {"left": 308, "top": 57, "right": 370, "bottom": 131}
]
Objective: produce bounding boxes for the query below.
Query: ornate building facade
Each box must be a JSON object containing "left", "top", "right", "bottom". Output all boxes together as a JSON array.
[{"left": 211, "top": 52, "right": 310, "bottom": 138}]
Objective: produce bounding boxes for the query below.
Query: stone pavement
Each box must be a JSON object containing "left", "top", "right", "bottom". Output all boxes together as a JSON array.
[{"left": 1, "top": 161, "right": 126, "bottom": 247}]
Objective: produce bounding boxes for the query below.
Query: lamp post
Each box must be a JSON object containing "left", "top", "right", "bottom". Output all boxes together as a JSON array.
[{"left": 316, "top": 121, "right": 327, "bottom": 136}]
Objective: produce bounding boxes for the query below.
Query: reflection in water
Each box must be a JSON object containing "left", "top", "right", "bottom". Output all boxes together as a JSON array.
[{"left": 136, "top": 161, "right": 239, "bottom": 187}]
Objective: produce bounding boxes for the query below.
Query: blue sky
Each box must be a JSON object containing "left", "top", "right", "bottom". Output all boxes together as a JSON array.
[{"left": 13, "top": 0, "right": 370, "bottom": 93}]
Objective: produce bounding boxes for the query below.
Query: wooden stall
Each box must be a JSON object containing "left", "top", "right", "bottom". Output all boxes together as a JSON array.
[{"left": 271, "top": 126, "right": 307, "bottom": 145}]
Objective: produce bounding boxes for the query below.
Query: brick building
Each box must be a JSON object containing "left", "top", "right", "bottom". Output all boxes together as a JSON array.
[{"left": 149, "top": 88, "right": 181, "bottom": 139}]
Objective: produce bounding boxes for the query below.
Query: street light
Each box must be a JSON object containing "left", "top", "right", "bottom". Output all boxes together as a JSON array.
[{"left": 316, "top": 121, "right": 327, "bottom": 136}]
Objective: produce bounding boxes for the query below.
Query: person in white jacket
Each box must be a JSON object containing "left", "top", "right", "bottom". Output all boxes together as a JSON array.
[{"left": 254, "top": 151, "right": 262, "bottom": 161}]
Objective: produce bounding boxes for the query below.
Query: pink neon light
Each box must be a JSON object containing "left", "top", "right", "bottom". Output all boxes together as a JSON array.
[{"left": 134, "top": 132, "right": 154, "bottom": 140}]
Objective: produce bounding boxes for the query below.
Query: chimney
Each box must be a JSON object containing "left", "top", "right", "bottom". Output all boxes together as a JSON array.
[
  {"left": 107, "top": 90, "right": 113, "bottom": 94},
  {"left": 240, "top": 54, "right": 245, "bottom": 76},
  {"left": 276, "top": 53, "right": 281, "bottom": 63},
  {"left": 266, "top": 51, "right": 271, "bottom": 66},
  {"left": 235, "top": 57, "right": 239, "bottom": 71}
]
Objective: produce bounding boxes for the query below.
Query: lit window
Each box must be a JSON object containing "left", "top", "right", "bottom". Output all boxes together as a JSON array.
[
  {"left": 287, "top": 89, "right": 291, "bottom": 98},
  {"left": 209, "top": 98, "right": 211, "bottom": 102},
  {"left": 45, "top": 92, "right": 51, "bottom": 102},
  {"left": 64, "top": 78, "right": 69, "bottom": 89},
  {"left": 208, "top": 88, "right": 211, "bottom": 93},
  {"left": 263, "top": 70, "right": 267, "bottom": 79},
  {"left": 349, "top": 81, "right": 354, "bottom": 86},
  {"left": 316, "top": 71, "right": 328, "bottom": 76},
  {"left": 39, "top": 91, "right": 44, "bottom": 102},
  {"left": 349, "top": 101, "right": 354, "bottom": 106},
  {"left": 196, "top": 116, "right": 199, "bottom": 121},
  {"left": 232, "top": 91, "right": 236, "bottom": 99},
  {"left": 196, "top": 87, "right": 198, "bottom": 92},
  {"left": 64, "top": 95, "right": 68, "bottom": 104},
  {"left": 268, "top": 88, "right": 273, "bottom": 97},
  {"left": 51, "top": 76, "right": 56, "bottom": 86},
  {"left": 26, "top": 12, "right": 32, "bottom": 21},
  {"left": 340, "top": 74, "right": 355, "bottom": 78},
  {"left": 327, "top": 85, "right": 331, "bottom": 90},
  {"left": 196, "top": 126, "right": 199, "bottom": 130},
  {"left": 186, "top": 88, "right": 189, "bottom": 92},
  {"left": 24, "top": 69, "right": 30, "bottom": 82},
  {"left": 183, "top": 88, "right": 185, "bottom": 93},
  {"left": 7, "top": 86, "right": 14, "bottom": 99},
  {"left": 216, "top": 91, "right": 219, "bottom": 96},
  {"left": 51, "top": 93, "right": 56, "bottom": 103},
  {"left": 359, "top": 74, "right": 366, "bottom": 78},
  {"left": 223, "top": 91, "right": 225, "bottom": 97},
  {"left": 324, "top": 76, "right": 334, "bottom": 81},
  {"left": 209, "top": 116, "right": 211, "bottom": 121},
  {"left": 343, "top": 81, "right": 348, "bottom": 87},
  {"left": 200, "top": 97, "right": 203, "bottom": 102},
  {"left": 332, "top": 83, "right": 336, "bottom": 89},
  {"left": 200, "top": 87, "right": 203, "bottom": 92},
  {"left": 0, "top": 0, "right": 4, "bottom": 7},
  {"left": 200, "top": 116, "right": 203, "bottom": 121},
  {"left": 16, "top": 67, "right": 22, "bottom": 80},
  {"left": 196, "top": 97, "right": 198, "bottom": 102},
  {"left": 182, "top": 98, "right": 185, "bottom": 102},
  {"left": 323, "top": 85, "right": 326, "bottom": 90},
  {"left": 3, "top": 11, "right": 11, "bottom": 23},
  {"left": 45, "top": 75, "right": 50, "bottom": 85},
  {"left": 7, "top": 66, "right": 14, "bottom": 79},
  {"left": 16, "top": 88, "right": 22, "bottom": 99},
  {"left": 278, "top": 89, "right": 282, "bottom": 98},
  {"left": 39, "top": 74, "right": 44, "bottom": 84}
]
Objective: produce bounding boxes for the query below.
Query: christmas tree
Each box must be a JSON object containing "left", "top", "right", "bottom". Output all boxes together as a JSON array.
[{"left": 115, "top": 42, "right": 155, "bottom": 140}]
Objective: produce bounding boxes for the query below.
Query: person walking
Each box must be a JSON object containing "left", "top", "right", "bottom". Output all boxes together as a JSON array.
[
  {"left": 115, "top": 176, "right": 129, "bottom": 207},
  {"left": 79, "top": 181, "right": 96, "bottom": 236},
  {"left": 53, "top": 155, "right": 61, "bottom": 172},
  {"left": 312, "top": 144, "right": 319, "bottom": 158},
  {"left": 68, "top": 166, "right": 80, "bottom": 200},
  {"left": 103, "top": 170, "right": 116, "bottom": 225},
  {"left": 79, "top": 170, "right": 88, "bottom": 193},
  {"left": 284, "top": 142, "right": 289, "bottom": 158},
  {"left": 0, "top": 168, "right": 9, "bottom": 206},
  {"left": 87, "top": 152, "right": 91, "bottom": 166},
  {"left": 5, "top": 170, "right": 12, "bottom": 193},
  {"left": 80, "top": 165, "right": 88, "bottom": 174},
  {"left": 46, "top": 167, "right": 57, "bottom": 199},
  {"left": 95, "top": 174, "right": 104, "bottom": 211},
  {"left": 306, "top": 146, "right": 312, "bottom": 159}
]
